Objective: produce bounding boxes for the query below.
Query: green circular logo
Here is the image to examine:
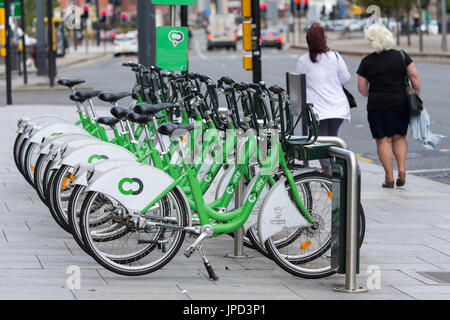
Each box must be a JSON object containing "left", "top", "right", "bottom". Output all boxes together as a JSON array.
[
  {"left": 168, "top": 30, "right": 185, "bottom": 47},
  {"left": 118, "top": 177, "right": 144, "bottom": 195},
  {"left": 88, "top": 154, "right": 109, "bottom": 164}
]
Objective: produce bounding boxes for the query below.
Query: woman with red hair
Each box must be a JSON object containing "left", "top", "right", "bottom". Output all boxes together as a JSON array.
[{"left": 296, "top": 23, "right": 351, "bottom": 175}]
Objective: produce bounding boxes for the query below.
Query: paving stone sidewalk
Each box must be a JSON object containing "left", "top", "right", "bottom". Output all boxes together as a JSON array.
[{"left": 0, "top": 105, "right": 449, "bottom": 300}]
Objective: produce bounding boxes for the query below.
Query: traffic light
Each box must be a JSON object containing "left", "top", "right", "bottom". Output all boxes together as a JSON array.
[
  {"left": 100, "top": 10, "right": 107, "bottom": 23},
  {"left": 121, "top": 12, "right": 127, "bottom": 24},
  {"left": 296, "top": 0, "right": 301, "bottom": 12},
  {"left": 303, "top": 0, "right": 309, "bottom": 12},
  {"left": 241, "top": 0, "right": 251, "bottom": 18},
  {"left": 260, "top": 3, "right": 267, "bottom": 13},
  {"left": 81, "top": 5, "right": 89, "bottom": 20}
]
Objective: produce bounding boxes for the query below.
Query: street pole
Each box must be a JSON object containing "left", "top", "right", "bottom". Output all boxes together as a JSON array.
[
  {"left": 46, "top": 0, "right": 55, "bottom": 87},
  {"left": 251, "top": 0, "right": 262, "bottom": 83},
  {"left": 418, "top": 0, "right": 423, "bottom": 52},
  {"left": 20, "top": 0, "right": 27, "bottom": 84},
  {"left": 442, "top": 0, "right": 447, "bottom": 51},
  {"left": 169, "top": 4, "right": 176, "bottom": 26},
  {"left": 96, "top": 0, "right": 100, "bottom": 46},
  {"left": 5, "top": 0, "right": 13, "bottom": 105},
  {"left": 181, "top": 5, "right": 188, "bottom": 71},
  {"left": 36, "top": 0, "right": 46, "bottom": 75},
  {"left": 137, "top": 0, "right": 156, "bottom": 67}
]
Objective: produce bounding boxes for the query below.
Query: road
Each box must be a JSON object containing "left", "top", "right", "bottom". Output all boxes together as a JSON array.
[{"left": 1, "top": 39, "right": 449, "bottom": 185}]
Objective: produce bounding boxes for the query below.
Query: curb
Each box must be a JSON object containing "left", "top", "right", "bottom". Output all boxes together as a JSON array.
[
  {"left": 12, "top": 84, "right": 93, "bottom": 93},
  {"left": 1, "top": 53, "right": 110, "bottom": 78},
  {"left": 291, "top": 44, "right": 450, "bottom": 61}
]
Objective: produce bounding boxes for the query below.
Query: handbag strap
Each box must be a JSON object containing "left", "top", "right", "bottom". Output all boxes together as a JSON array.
[{"left": 398, "top": 50, "right": 410, "bottom": 85}]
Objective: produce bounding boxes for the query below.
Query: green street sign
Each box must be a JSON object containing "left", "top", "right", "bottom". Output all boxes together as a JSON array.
[
  {"left": 156, "top": 26, "right": 188, "bottom": 71},
  {"left": 0, "top": 0, "right": 20, "bottom": 8},
  {"left": 0, "top": 0, "right": 21, "bottom": 18},
  {"left": 152, "top": 0, "right": 196, "bottom": 5}
]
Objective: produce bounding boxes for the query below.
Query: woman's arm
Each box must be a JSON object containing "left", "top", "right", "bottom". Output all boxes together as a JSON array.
[
  {"left": 336, "top": 52, "right": 351, "bottom": 85},
  {"left": 407, "top": 62, "right": 421, "bottom": 94},
  {"left": 357, "top": 75, "right": 369, "bottom": 97}
]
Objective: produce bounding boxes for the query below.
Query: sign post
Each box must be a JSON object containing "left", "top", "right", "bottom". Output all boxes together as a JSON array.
[{"left": 152, "top": 0, "right": 195, "bottom": 72}]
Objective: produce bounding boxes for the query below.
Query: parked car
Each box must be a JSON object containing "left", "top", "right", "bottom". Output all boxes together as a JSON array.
[
  {"left": 260, "top": 29, "right": 282, "bottom": 50},
  {"left": 113, "top": 32, "right": 138, "bottom": 57},
  {"left": 207, "top": 14, "right": 237, "bottom": 51}
]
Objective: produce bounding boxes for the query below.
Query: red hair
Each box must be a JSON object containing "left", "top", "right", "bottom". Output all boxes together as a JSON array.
[{"left": 306, "top": 23, "right": 329, "bottom": 63}]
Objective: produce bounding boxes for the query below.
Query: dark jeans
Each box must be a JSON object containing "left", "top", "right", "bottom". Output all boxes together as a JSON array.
[{"left": 318, "top": 118, "right": 344, "bottom": 169}]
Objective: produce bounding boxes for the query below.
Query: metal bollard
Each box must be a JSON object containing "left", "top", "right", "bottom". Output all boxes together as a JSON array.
[{"left": 329, "top": 146, "right": 367, "bottom": 293}]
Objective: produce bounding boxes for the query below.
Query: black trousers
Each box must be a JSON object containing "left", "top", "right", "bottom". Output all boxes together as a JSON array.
[{"left": 318, "top": 118, "right": 344, "bottom": 168}]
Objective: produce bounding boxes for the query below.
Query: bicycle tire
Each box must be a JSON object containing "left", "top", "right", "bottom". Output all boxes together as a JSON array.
[
  {"left": 23, "top": 142, "right": 40, "bottom": 187},
  {"left": 33, "top": 153, "right": 51, "bottom": 204},
  {"left": 80, "top": 189, "right": 187, "bottom": 276}
]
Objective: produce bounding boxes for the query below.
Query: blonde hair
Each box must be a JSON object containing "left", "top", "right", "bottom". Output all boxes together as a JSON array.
[{"left": 364, "top": 24, "right": 395, "bottom": 53}]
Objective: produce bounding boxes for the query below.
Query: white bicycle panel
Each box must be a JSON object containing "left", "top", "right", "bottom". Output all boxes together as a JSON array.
[
  {"left": 40, "top": 133, "right": 92, "bottom": 154},
  {"left": 60, "top": 143, "right": 137, "bottom": 168},
  {"left": 86, "top": 165, "right": 181, "bottom": 215},
  {"left": 72, "top": 160, "right": 143, "bottom": 186},
  {"left": 242, "top": 177, "right": 269, "bottom": 234},
  {"left": 29, "top": 123, "right": 87, "bottom": 144},
  {"left": 257, "top": 177, "right": 311, "bottom": 244}
]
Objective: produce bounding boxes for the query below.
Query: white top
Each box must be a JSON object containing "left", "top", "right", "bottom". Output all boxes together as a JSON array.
[{"left": 295, "top": 51, "right": 352, "bottom": 121}]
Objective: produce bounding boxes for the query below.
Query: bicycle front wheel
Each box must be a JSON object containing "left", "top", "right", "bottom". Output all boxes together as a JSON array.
[
  {"left": 80, "top": 189, "right": 188, "bottom": 276},
  {"left": 264, "top": 172, "right": 336, "bottom": 279}
]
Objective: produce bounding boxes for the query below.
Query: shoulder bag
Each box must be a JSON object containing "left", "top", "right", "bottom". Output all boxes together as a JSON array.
[{"left": 399, "top": 50, "right": 423, "bottom": 116}]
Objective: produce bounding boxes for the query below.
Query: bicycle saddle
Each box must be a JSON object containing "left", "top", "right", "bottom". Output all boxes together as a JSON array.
[
  {"left": 134, "top": 103, "right": 177, "bottom": 115},
  {"left": 75, "top": 90, "right": 102, "bottom": 101},
  {"left": 58, "top": 78, "right": 85, "bottom": 88},
  {"left": 110, "top": 106, "right": 130, "bottom": 121},
  {"left": 269, "top": 85, "right": 285, "bottom": 94},
  {"left": 98, "top": 91, "right": 132, "bottom": 104},
  {"left": 96, "top": 117, "right": 120, "bottom": 127},
  {"left": 157, "top": 123, "right": 195, "bottom": 136},
  {"left": 69, "top": 92, "right": 83, "bottom": 103},
  {"left": 126, "top": 112, "right": 150, "bottom": 125}
]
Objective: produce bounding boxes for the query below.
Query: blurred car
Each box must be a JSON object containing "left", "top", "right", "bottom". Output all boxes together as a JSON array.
[
  {"left": 207, "top": 14, "right": 237, "bottom": 51},
  {"left": 113, "top": 32, "right": 138, "bottom": 57},
  {"left": 260, "top": 30, "right": 282, "bottom": 50}
]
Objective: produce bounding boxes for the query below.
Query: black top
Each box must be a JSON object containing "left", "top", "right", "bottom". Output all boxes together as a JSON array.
[{"left": 357, "top": 49, "right": 413, "bottom": 110}]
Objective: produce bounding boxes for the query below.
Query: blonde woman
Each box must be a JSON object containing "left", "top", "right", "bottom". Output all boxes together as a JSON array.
[{"left": 357, "top": 24, "right": 421, "bottom": 188}]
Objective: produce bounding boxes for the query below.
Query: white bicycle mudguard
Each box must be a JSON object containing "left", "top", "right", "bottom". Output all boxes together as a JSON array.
[
  {"left": 17, "top": 116, "right": 68, "bottom": 133},
  {"left": 40, "top": 133, "right": 92, "bottom": 155},
  {"left": 85, "top": 166, "right": 192, "bottom": 225},
  {"left": 29, "top": 123, "right": 87, "bottom": 144},
  {"left": 56, "top": 143, "right": 137, "bottom": 169},
  {"left": 242, "top": 177, "right": 269, "bottom": 234},
  {"left": 50, "top": 139, "right": 106, "bottom": 169},
  {"left": 257, "top": 177, "right": 311, "bottom": 244},
  {"left": 72, "top": 160, "right": 143, "bottom": 186}
]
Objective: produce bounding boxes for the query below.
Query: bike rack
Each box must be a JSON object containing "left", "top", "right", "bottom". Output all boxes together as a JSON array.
[
  {"left": 225, "top": 136, "right": 252, "bottom": 259},
  {"left": 316, "top": 136, "right": 366, "bottom": 293}
]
